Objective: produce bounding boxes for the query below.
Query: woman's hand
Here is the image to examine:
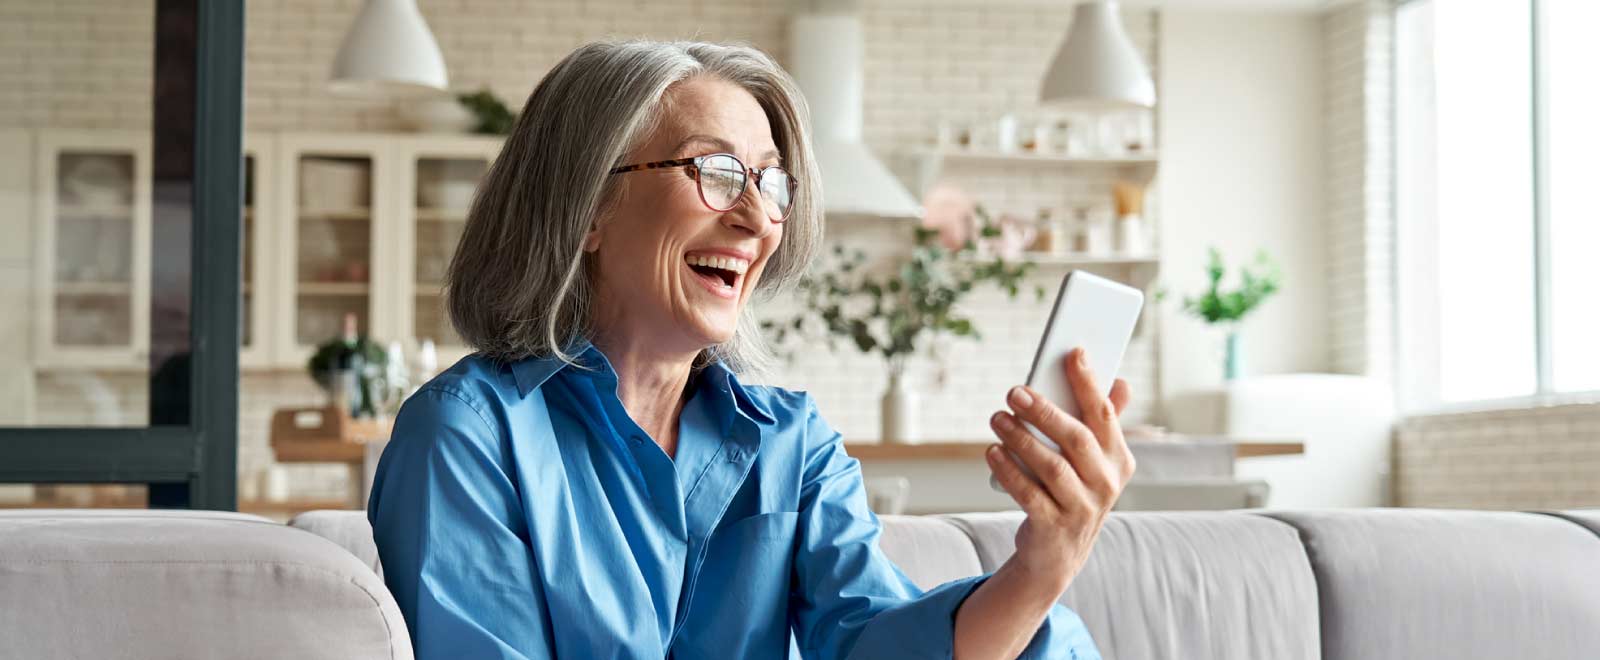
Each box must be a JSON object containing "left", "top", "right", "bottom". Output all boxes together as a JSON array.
[{"left": 985, "top": 346, "right": 1135, "bottom": 592}]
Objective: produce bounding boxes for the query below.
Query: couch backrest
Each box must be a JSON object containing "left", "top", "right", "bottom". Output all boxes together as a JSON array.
[
  {"left": 292, "top": 509, "right": 1321, "bottom": 659},
  {"left": 0, "top": 509, "right": 412, "bottom": 660},
  {"left": 937, "top": 511, "right": 1320, "bottom": 659},
  {"left": 1266, "top": 509, "right": 1600, "bottom": 660},
  {"left": 9, "top": 508, "right": 1597, "bottom": 660},
  {"left": 293, "top": 508, "right": 1600, "bottom": 660}
]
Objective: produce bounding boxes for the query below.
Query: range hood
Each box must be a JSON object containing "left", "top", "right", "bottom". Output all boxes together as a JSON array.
[{"left": 787, "top": 12, "right": 923, "bottom": 219}]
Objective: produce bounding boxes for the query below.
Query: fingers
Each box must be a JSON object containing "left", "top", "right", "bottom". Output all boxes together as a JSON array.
[
  {"left": 984, "top": 444, "right": 1061, "bottom": 521},
  {"left": 1005, "top": 384, "right": 1114, "bottom": 492},
  {"left": 1062, "top": 348, "right": 1119, "bottom": 450},
  {"left": 1110, "top": 378, "right": 1132, "bottom": 416},
  {"left": 990, "top": 411, "right": 1085, "bottom": 509}
]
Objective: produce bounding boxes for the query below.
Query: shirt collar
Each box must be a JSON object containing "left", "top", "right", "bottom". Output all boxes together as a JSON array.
[{"left": 508, "top": 341, "right": 776, "bottom": 425}]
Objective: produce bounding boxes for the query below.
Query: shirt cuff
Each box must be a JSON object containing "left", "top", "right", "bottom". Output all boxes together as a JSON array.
[
  {"left": 846, "top": 574, "right": 988, "bottom": 658},
  {"left": 847, "top": 574, "right": 1102, "bottom": 660}
]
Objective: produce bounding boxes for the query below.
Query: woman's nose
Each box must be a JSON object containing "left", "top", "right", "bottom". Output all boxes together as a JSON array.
[{"left": 721, "top": 179, "right": 772, "bottom": 238}]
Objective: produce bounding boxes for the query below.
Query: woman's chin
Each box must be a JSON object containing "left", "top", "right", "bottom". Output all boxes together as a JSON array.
[{"left": 685, "top": 316, "right": 739, "bottom": 349}]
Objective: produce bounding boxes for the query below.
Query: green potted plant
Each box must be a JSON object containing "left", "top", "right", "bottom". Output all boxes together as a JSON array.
[
  {"left": 306, "top": 313, "right": 388, "bottom": 419},
  {"left": 1177, "top": 247, "right": 1282, "bottom": 380},
  {"left": 763, "top": 208, "right": 1042, "bottom": 443},
  {"left": 456, "top": 88, "right": 516, "bottom": 135}
]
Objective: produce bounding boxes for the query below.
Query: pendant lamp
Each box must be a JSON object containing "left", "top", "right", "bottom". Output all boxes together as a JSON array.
[
  {"left": 1039, "top": 1, "right": 1156, "bottom": 109},
  {"left": 330, "top": 0, "right": 449, "bottom": 95}
]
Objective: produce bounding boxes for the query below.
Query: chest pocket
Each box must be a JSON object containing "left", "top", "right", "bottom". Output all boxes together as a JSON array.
[{"left": 717, "top": 510, "right": 800, "bottom": 543}]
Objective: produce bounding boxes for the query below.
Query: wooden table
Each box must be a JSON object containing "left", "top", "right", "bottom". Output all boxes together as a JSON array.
[
  {"left": 843, "top": 435, "right": 1304, "bottom": 514},
  {"left": 845, "top": 436, "right": 1305, "bottom": 461},
  {"left": 269, "top": 406, "right": 392, "bottom": 508}
]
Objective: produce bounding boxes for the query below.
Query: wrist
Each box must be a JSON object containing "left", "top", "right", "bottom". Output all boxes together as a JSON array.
[{"left": 993, "top": 556, "right": 1072, "bottom": 605}]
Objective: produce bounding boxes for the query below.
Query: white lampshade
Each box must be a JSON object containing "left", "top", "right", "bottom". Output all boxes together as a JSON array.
[
  {"left": 330, "top": 0, "right": 449, "bottom": 95},
  {"left": 1039, "top": 1, "right": 1156, "bottom": 110}
]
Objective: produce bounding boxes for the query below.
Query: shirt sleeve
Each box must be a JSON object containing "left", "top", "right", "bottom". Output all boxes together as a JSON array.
[
  {"left": 786, "top": 394, "right": 1101, "bottom": 660},
  {"left": 367, "top": 387, "right": 555, "bottom": 659}
]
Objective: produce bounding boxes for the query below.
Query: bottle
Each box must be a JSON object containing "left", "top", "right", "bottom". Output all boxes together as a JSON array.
[
  {"left": 996, "top": 114, "right": 1019, "bottom": 154},
  {"left": 1084, "top": 206, "right": 1114, "bottom": 255},
  {"left": 381, "top": 340, "right": 409, "bottom": 418},
  {"left": 415, "top": 338, "right": 438, "bottom": 386},
  {"left": 333, "top": 313, "right": 375, "bottom": 419}
]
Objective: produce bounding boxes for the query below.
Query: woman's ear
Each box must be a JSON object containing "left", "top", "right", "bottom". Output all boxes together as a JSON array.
[{"left": 582, "top": 225, "right": 601, "bottom": 252}]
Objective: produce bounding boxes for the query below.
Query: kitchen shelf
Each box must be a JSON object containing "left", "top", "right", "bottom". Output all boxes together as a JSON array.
[
  {"left": 297, "top": 281, "right": 370, "bottom": 296},
  {"left": 57, "top": 204, "right": 133, "bottom": 219},
  {"left": 415, "top": 207, "right": 467, "bottom": 222},
  {"left": 913, "top": 146, "right": 1160, "bottom": 192},
  {"left": 55, "top": 281, "right": 133, "bottom": 296},
  {"left": 297, "top": 207, "right": 370, "bottom": 222},
  {"left": 920, "top": 148, "right": 1159, "bottom": 166},
  {"left": 973, "top": 252, "right": 1159, "bottom": 266}
]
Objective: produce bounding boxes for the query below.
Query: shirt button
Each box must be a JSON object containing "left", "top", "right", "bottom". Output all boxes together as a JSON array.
[
  {"left": 727, "top": 449, "right": 745, "bottom": 463},
  {"left": 629, "top": 435, "right": 645, "bottom": 445}
]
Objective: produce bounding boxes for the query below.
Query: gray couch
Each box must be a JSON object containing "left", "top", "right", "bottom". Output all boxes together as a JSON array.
[{"left": 4, "top": 507, "right": 1599, "bottom": 659}]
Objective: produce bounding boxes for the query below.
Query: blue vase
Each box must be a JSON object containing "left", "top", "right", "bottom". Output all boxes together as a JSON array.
[{"left": 1223, "top": 329, "right": 1242, "bottom": 380}]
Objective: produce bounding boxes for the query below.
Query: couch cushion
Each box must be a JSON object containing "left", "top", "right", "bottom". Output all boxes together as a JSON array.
[
  {"left": 292, "top": 510, "right": 385, "bottom": 579},
  {"left": 0, "top": 509, "right": 411, "bottom": 660},
  {"left": 874, "top": 514, "right": 985, "bottom": 590},
  {"left": 1264, "top": 509, "right": 1600, "bottom": 660},
  {"left": 940, "top": 511, "right": 1320, "bottom": 660}
]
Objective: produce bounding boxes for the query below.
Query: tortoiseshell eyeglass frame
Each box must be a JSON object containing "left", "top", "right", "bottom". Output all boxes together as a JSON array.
[{"left": 608, "top": 152, "right": 796, "bottom": 223}]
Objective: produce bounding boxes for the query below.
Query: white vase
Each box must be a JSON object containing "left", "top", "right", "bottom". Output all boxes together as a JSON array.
[
  {"left": 880, "top": 370, "right": 919, "bottom": 444},
  {"left": 1115, "top": 213, "right": 1146, "bottom": 255}
]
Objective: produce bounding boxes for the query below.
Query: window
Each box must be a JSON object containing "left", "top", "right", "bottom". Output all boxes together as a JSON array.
[{"left": 1396, "top": 0, "right": 1598, "bottom": 410}]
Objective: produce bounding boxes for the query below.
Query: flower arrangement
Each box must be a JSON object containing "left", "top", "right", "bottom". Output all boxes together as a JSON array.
[
  {"left": 762, "top": 200, "right": 1043, "bottom": 382},
  {"left": 1179, "top": 247, "right": 1282, "bottom": 325},
  {"left": 1175, "top": 246, "right": 1282, "bottom": 380}
]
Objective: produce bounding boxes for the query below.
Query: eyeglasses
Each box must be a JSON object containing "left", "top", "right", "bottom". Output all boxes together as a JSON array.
[{"left": 609, "top": 152, "right": 796, "bottom": 223}]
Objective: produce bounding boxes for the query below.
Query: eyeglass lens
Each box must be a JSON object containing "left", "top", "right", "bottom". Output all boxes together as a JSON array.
[{"left": 697, "top": 154, "right": 793, "bottom": 221}]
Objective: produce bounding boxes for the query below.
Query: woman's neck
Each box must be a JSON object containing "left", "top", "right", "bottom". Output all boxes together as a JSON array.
[{"left": 589, "top": 334, "right": 698, "bottom": 460}]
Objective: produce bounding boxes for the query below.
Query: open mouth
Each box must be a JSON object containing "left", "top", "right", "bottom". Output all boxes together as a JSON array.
[{"left": 684, "top": 253, "right": 749, "bottom": 295}]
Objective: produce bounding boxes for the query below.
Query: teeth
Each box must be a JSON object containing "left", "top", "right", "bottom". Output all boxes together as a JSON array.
[{"left": 685, "top": 254, "right": 749, "bottom": 275}]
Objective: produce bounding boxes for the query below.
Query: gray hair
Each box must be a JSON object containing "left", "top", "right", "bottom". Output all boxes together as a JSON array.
[{"left": 446, "top": 40, "right": 823, "bottom": 376}]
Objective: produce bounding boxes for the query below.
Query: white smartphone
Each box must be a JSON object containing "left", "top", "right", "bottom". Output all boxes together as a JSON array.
[{"left": 990, "top": 270, "right": 1145, "bottom": 492}]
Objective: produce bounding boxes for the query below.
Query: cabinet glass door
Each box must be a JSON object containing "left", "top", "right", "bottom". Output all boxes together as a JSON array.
[
  {"left": 35, "top": 131, "right": 152, "bottom": 370},
  {"left": 412, "top": 156, "right": 486, "bottom": 353},
  {"left": 293, "top": 153, "right": 375, "bottom": 355}
]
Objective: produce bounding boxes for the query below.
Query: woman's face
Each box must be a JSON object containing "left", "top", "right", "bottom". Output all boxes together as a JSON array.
[{"left": 588, "top": 76, "right": 785, "bottom": 354}]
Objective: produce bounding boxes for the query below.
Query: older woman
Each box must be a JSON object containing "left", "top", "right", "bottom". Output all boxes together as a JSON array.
[{"left": 368, "top": 40, "right": 1135, "bottom": 660}]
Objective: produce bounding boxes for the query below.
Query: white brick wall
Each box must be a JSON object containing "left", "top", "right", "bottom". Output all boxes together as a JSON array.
[
  {"left": 6, "top": 0, "right": 1161, "bottom": 497},
  {"left": 1323, "top": 0, "right": 1394, "bottom": 379},
  {"left": 1396, "top": 402, "right": 1600, "bottom": 509}
]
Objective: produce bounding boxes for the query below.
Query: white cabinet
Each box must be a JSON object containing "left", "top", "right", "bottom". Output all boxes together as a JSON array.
[
  {"left": 270, "top": 133, "right": 501, "bottom": 370},
  {"left": 272, "top": 133, "right": 400, "bottom": 368},
  {"left": 25, "top": 130, "right": 505, "bottom": 373},
  {"left": 392, "top": 135, "right": 501, "bottom": 368},
  {"left": 31, "top": 130, "right": 152, "bottom": 368}
]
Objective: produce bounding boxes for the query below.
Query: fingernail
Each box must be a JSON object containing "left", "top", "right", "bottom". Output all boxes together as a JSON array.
[
  {"left": 1008, "top": 386, "right": 1033, "bottom": 408},
  {"left": 986, "top": 445, "right": 1002, "bottom": 461},
  {"left": 1077, "top": 347, "right": 1090, "bottom": 366},
  {"left": 993, "top": 412, "right": 1016, "bottom": 431}
]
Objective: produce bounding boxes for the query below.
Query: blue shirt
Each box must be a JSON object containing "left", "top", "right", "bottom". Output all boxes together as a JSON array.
[{"left": 368, "top": 345, "right": 1099, "bottom": 659}]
